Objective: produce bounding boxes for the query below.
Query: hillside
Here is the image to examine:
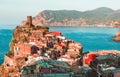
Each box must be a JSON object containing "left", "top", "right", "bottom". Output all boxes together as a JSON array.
[{"left": 21, "top": 7, "right": 120, "bottom": 27}]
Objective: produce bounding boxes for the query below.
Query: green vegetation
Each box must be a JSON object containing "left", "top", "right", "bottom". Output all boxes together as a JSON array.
[
  {"left": 36, "top": 26, "right": 49, "bottom": 30},
  {"left": 32, "top": 26, "right": 49, "bottom": 30},
  {"left": 22, "top": 37, "right": 27, "bottom": 42},
  {"left": 1, "top": 65, "right": 4, "bottom": 71},
  {"left": 6, "top": 51, "right": 14, "bottom": 57},
  {"left": 11, "top": 39, "right": 18, "bottom": 43},
  {"left": 39, "top": 7, "right": 120, "bottom": 24},
  {"left": 43, "top": 10, "right": 82, "bottom": 22}
]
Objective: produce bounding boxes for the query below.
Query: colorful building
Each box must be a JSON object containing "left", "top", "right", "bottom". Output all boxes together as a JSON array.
[
  {"left": 14, "top": 43, "right": 39, "bottom": 57},
  {"left": 83, "top": 53, "right": 96, "bottom": 66}
]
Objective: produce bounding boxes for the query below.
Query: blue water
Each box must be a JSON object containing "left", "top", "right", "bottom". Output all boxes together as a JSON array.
[
  {"left": 0, "top": 29, "right": 13, "bottom": 64},
  {"left": 49, "top": 26, "right": 120, "bottom": 52},
  {"left": 0, "top": 26, "right": 120, "bottom": 64}
]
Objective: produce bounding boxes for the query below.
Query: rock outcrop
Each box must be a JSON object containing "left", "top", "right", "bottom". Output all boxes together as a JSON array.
[{"left": 114, "top": 30, "right": 120, "bottom": 41}]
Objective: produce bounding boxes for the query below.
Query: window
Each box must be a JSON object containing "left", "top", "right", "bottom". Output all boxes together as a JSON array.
[
  {"left": 16, "top": 52, "right": 19, "bottom": 55},
  {"left": 31, "top": 70, "right": 34, "bottom": 74},
  {"left": 26, "top": 54, "right": 29, "bottom": 58},
  {"left": 34, "top": 32, "right": 36, "bottom": 37},
  {"left": 15, "top": 47, "right": 20, "bottom": 51}
]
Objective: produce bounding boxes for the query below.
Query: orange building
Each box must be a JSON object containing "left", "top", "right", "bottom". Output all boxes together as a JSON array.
[{"left": 14, "top": 43, "right": 38, "bottom": 57}]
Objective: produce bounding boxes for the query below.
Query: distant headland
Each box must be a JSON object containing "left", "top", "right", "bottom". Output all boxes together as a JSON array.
[{"left": 20, "top": 7, "right": 120, "bottom": 28}]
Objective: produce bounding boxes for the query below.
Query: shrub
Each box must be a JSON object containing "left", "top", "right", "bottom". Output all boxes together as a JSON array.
[{"left": 11, "top": 39, "right": 18, "bottom": 43}]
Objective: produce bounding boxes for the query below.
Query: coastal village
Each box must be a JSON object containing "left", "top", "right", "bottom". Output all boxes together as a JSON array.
[{"left": 0, "top": 16, "right": 120, "bottom": 77}]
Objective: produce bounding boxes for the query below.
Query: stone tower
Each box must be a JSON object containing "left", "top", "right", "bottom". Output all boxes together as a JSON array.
[
  {"left": 27, "top": 16, "right": 32, "bottom": 24},
  {"left": 25, "top": 16, "right": 32, "bottom": 27}
]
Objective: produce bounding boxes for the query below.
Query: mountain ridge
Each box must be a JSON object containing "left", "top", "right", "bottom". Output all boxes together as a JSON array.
[{"left": 21, "top": 7, "right": 120, "bottom": 27}]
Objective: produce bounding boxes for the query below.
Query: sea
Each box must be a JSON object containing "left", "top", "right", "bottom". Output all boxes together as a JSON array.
[{"left": 0, "top": 25, "right": 120, "bottom": 64}]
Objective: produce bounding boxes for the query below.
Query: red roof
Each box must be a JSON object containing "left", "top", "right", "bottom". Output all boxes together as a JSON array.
[
  {"left": 56, "top": 43, "right": 63, "bottom": 47},
  {"left": 49, "top": 31, "right": 61, "bottom": 36},
  {"left": 84, "top": 53, "right": 96, "bottom": 65}
]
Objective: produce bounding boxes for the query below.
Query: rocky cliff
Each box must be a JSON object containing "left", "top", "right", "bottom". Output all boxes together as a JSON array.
[
  {"left": 0, "top": 16, "right": 50, "bottom": 77},
  {"left": 0, "top": 16, "right": 84, "bottom": 77},
  {"left": 21, "top": 7, "right": 120, "bottom": 27}
]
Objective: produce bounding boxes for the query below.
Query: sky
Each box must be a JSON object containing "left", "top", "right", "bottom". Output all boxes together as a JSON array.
[{"left": 0, "top": 0, "right": 120, "bottom": 25}]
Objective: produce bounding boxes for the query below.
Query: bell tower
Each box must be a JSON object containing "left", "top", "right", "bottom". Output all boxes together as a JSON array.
[
  {"left": 27, "top": 16, "right": 32, "bottom": 25},
  {"left": 25, "top": 16, "right": 32, "bottom": 27}
]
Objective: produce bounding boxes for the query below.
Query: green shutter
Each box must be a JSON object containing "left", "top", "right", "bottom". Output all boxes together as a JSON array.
[
  {"left": 26, "top": 54, "right": 29, "bottom": 58},
  {"left": 16, "top": 52, "right": 19, "bottom": 55}
]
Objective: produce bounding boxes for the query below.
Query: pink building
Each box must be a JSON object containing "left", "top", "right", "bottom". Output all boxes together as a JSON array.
[{"left": 14, "top": 43, "right": 38, "bottom": 57}]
